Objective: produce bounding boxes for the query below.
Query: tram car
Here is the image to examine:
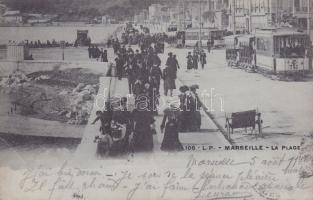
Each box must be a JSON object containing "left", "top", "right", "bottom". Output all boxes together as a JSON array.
[
  {"left": 176, "top": 31, "right": 185, "bottom": 48},
  {"left": 225, "top": 35, "right": 240, "bottom": 67},
  {"left": 254, "top": 28, "right": 310, "bottom": 75},
  {"left": 184, "top": 28, "right": 210, "bottom": 47},
  {"left": 237, "top": 35, "right": 256, "bottom": 70},
  {"left": 209, "top": 29, "right": 227, "bottom": 48},
  {"left": 225, "top": 28, "right": 311, "bottom": 79}
]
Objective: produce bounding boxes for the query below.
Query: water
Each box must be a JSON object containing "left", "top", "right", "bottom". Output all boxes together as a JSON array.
[
  {"left": 0, "top": 24, "right": 120, "bottom": 44},
  {"left": 0, "top": 24, "right": 121, "bottom": 167}
]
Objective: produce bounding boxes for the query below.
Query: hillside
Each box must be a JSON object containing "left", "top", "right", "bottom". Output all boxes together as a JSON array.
[{"left": 2, "top": 0, "right": 157, "bottom": 20}]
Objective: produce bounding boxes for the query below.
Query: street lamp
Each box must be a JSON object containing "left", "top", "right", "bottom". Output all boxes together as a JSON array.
[{"left": 60, "top": 40, "right": 65, "bottom": 61}]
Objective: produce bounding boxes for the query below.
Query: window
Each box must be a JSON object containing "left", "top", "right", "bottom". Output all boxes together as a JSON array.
[
  {"left": 274, "top": 36, "right": 307, "bottom": 58},
  {"left": 294, "top": 0, "right": 300, "bottom": 11},
  {"left": 257, "top": 37, "right": 271, "bottom": 51}
]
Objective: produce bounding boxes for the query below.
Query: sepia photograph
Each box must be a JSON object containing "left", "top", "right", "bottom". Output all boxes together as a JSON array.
[{"left": 0, "top": 0, "right": 312, "bottom": 199}]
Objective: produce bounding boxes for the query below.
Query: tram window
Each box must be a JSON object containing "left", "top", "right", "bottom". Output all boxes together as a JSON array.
[
  {"left": 277, "top": 36, "right": 306, "bottom": 58},
  {"left": 185, "top": 32, "right": 198, "bottom": 40},
  {"left": 256, "top": 38, "right": 271, "bottom": 52}
]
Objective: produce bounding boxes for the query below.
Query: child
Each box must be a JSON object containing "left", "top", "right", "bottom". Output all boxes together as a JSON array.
[
  {"left": 92, "top": 110, "right": 112, "bottom": 136},
  {"left": 94, "top": 132, "right": 113, "bottom": 158}
]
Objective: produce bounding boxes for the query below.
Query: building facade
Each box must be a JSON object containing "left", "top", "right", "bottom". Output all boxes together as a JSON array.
[
  {"left": 227, "top": 0, "right": 296, "bottom": 33},
  {"left": 134, "top": 9, "right": 149, "bottom": 24},
  {"left": 174, "top": 0, "right": 229, "bottom": 29},
  {"left": 148, "top": 4, "right": 171, "bottom": 23},
  {"left": 146, "top": 0, "right": 311, "bottom": 38},
  {"left": 207, "top": 0, "right": 230, "bottom": 29},
  {"left": 3, "top": 10, "right": 23, "bottom": 24},
  {"left": 293, "top": 0, "right": 312, "bottom": 37}
]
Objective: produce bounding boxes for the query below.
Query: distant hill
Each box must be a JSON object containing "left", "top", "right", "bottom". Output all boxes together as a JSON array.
[{"left": 2, "top": 0, "right": 158, "bottom": 20}]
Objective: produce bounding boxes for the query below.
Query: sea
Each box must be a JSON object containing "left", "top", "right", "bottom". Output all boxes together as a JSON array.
[
  {"left": 0, "top": 23, "right": 121, "bottom": 167},
  {"left": 0, "top": 23, "right": 120, "bottom": 45}
]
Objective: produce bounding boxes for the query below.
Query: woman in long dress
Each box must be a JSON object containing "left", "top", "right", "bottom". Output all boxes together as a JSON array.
[
  {"left": 186, "top": 52, "right": 193, "bottom": 70},
  {"left": 178, "top": 85, "right": 190, "bottom": 132},
  {"left": 131, "top": 106, "right": 155, "bottom": 152},
  {"left": 160, "top": 106, "right": 184, "bottom": 152}
]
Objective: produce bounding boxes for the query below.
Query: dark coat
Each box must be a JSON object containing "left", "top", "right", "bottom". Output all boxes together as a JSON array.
[
  {"left": 163, "top": 67, "right": 176, "bottom": 90},
  {"left": 132, "top": 109, "right": 155, "bottom": 152},
  {"left": 187, "top": 55, "right": 193, "bottom": 69},
  {"left": 160, "top": 112, "right": 183, "bottom": 151},
  {"left": 150, "top": 66, "right": 162, "bottom": 85},
  {"left": 102, "top": 50, "right": 108, "bottom": 62}
]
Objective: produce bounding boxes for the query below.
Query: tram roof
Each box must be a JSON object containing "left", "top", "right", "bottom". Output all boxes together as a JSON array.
[
  {"left": 237, "top": 34, "right": 255, "bottom": 41},
  {"left": 223, "top": 34, "right": 241, "bottom": 39},
  {"left": 255, "top": 28, "right": 307, "bottom": 37},
  {"left": 184, "top": 27, "right": 225, "bottom": 32}
]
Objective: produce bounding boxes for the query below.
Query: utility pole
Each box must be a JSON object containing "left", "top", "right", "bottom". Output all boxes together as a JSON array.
[
  {"left": 183, "top": 0, "right": 185, "bottom": 30},
  {"left": 308, "top": 0, "right": 311, "bottom": 41},
  {"left": 249, "top": 0, "right": 252, "bottom": 33},
  {"left": 199, "top": 0, "right": 202, "bottom": 48},
  {"left": 233, "top": 0, "right": 236, "bottom": 35},
  {"left": 178, "top": 0, "right": 181, "bottom": 30}
]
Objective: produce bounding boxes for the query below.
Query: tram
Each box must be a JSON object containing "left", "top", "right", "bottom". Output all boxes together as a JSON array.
[
  {"left": 237, "top": 34, "right": 256, "bottom": 70},
  {"left": 184, "top": 28, "right": 210, "bottom": 47},
  {"left": 255, "top": 28, "right": 310, "bottom": 75},
  {"left": 209, "top": 29, "right": 227, "bottom": 48},
  {"left": 178, "top": 28, "right": 226, "bottom": 48},
  {"left": 225, "top": 35, "right": 240, "bottom": 67},
  {"left": 225, "top": 28, "right": 311, "bottom": 79}
]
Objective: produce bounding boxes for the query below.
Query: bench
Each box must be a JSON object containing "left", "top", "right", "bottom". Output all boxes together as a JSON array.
[{"left": 225, "top": 110, "right": 262, "bottom": 139}]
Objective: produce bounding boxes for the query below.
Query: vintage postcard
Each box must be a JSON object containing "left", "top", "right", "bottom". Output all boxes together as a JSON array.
[{"left": 0, "top": 0, "right": 312, "bottom": 199}]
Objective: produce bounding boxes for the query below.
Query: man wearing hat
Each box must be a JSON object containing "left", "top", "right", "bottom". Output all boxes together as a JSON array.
[
  {"left": 186, "top": 52, "right": 193, "bottom": 70},
  {"left": 188, "top": 84, "right": 201, "bottom": 131},
  {"left": 178, "top": 85, "right": 190, "bottom": 132},
  {"left": 166, "top": 52, "right": 176, "bottom": 69}
]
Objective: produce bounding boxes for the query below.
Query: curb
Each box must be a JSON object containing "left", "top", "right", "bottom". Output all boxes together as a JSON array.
[{"left": 177, "top": 78, "right": 233, "bottom": 146}]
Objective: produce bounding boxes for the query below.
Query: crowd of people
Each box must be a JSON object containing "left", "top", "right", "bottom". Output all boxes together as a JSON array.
[
  {"left": 186, "top": 48, "right": 207, "bottom": 70},
  {"left": 87, "top": 45, "right": 108, "bottom": 62},
  {"left": 92, "top": 24, "right": 203, "bottom": 158},
  {"left": 24, "top": 39, "right": 71, "bottom": 48}
]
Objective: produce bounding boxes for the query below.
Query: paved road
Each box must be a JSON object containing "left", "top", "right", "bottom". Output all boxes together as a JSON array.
[{"left": 161, "top": 47, "right": 313, "bottom": 146}]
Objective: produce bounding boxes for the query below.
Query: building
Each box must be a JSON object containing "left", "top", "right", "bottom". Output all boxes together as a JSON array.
[
  {"left": 3, "top": 10, "right": 23, "bottom": 24},
  {"left": 149, "top": 0, "right": 311, "bottom": 37},
  {"left": 0, "top": 4, "right": 6, "bottom": 23},
  {"left": 148, "top": 4, "right": 171, "bottom": 23},
  {"left": 207, "top": 0, "right": 230, "bottom": 29},
  {"left": 26, "top": 13, "right": 54, "bottom": 25},
  {"left": 134, "top": 9, "right": 149, "bottom": 24},
  {"left": 293, "top": 0, "right": 312, "bottom": 41},
  {"left": 170, "top": 0, "right": 230, "bottom": 30},
  {"left": 228, "top": 0, "right": 295, "bottom": 33},
  {"left": 101, "top": 15, "right": 112, "bottom": 24},
  {"left": 0, "top": 3, "right": 6, "bottom": 15}
]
